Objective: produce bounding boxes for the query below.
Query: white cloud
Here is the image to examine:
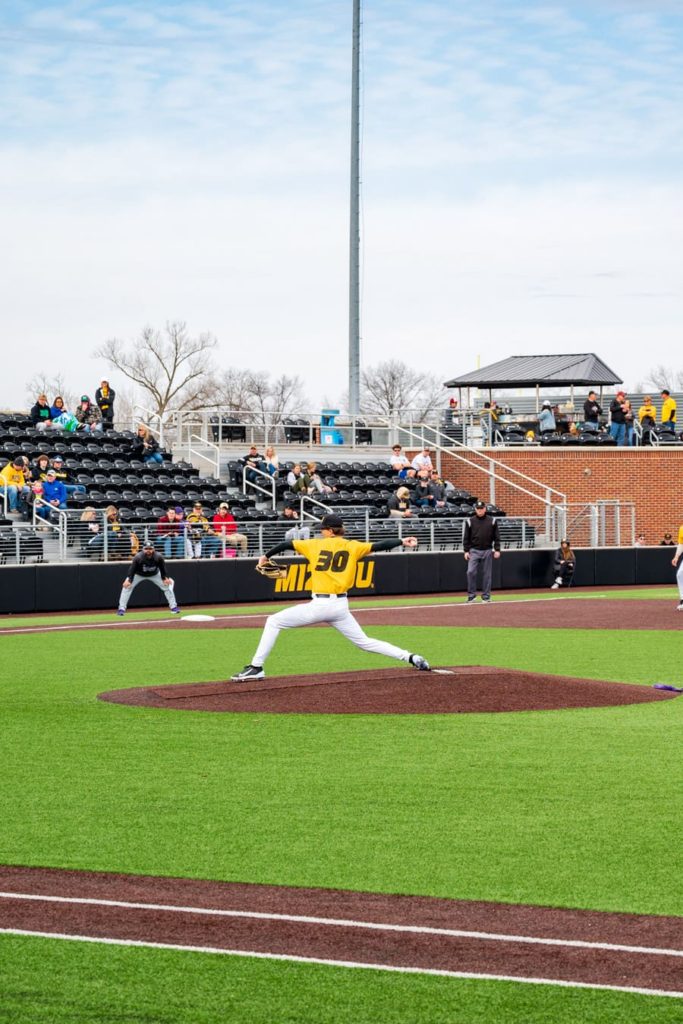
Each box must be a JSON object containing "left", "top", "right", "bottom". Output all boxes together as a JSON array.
[{"left": 0, "top": 1, "right": 682, "bottom": 409}]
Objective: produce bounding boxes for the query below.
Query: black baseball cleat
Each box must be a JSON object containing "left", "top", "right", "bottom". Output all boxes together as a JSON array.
[
  {"left": 230, "top": 664, "right": 265, "bottom": 681},
  {"left": 465, "top": 596, "right": 476, "bottom": 604},
  {"left": 409, "top": 654, "right": 431, "bottom": 671}
]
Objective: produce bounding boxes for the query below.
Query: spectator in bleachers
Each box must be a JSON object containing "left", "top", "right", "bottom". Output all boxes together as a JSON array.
[
  {"left": 186, "top": 502, "right": 221, "bottom": 558},
  {"left": 660, "top": 389, "right": 676, "bottom": 428},
  {"left": 387, "top": 486, "right": 413, "bottom": 519},
  {"left": 131, "top": 424, "right": 164, "bottom": 464},
  {"left": 50, "top": 455, "right": 86, "bottom": 497},
  {"left": 287, "top": 463, "right": 303, "bottom": 490},
  {"left": 428, "top": 470, "right": 449, "bottom": 507},
  {"left": 390, "top": 444, "right": 412, "bottom": 478},
  {"left": 608, "top": 392, "right": 627, "bottom": 445},
  {"left": 411, "top": 447, "right": 433, "bottom": 474},
  {"left": 42, "top": 469, "right": 68, "bottom": 512},
  {"left": 479, "top": 401, "right": 499, "bottom": 446},
  {"left": 281, "top": 505, "right": 311, "bottom": 541},
  {"left": 638, "top": 396, "right": 657, "bottom": 427},
  {"left": 156, "top": 506, "right": 186, "bottom": 559},
  {"left": 75, "top": 396, "right": 103, "bottom": 432},
  {"left": 660, "top": 533, "right": 675, "bottom": 546},
  {"left": 264, "top": 446, "right": 280, "bottom": 477},
  {"left": 213, "top": 501, "right": 248, "bottom": 554},
  {"left": 95, "top": 381, "right": 116, "bottom": 431},
  {"left": 239, "top": 445, "right": 265, "bottom": 483},
  {"left": 412, "top": 471, "right": 438, "bottom": 510},
  {"left": 30, "top": 481, "right": 50, "bottom": 525},
  {"left": 622, "top": 399, "right": 636, "bottom": 446},
  {"left": 538, "top": 401, "right": 556, "bottom": 435},
  {"left": 30, "top": 394, "right": 53, "bottom": 430},
  {"left": 582, "top": 391, "right": 602, "bottom": 431},
  {"left": 77, "top": 506, "right": 101, "bottom": 550},
  {"left": 173, "top": 505, "right": 191, "bottom": 557},
  {"left": 1, "top": 457, "right": 31, "bottom": 517},
  {"left": 87, "top": 504, "right": 130, "bottom": 558},
  {"left": 301, "top": 462, "right": 334, "bottom": 496},
  {"left": 50, "top": 395, "right": 69, "bottom": 419},
  {"left": 32, "top": 454, "right": 51, "bottom": 480}
]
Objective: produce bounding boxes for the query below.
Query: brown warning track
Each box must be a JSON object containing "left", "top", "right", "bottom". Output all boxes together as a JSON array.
[
  {"left": 0, "top": 865, "right": 681, "bottom": 994},
  {"left": 98, "top": 666, "right": 679, "bottom": 715}
]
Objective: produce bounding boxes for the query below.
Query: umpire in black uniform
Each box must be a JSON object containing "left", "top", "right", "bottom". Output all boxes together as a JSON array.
[{"left": 463, "top": 500, "right": 501, "bottom": 603}]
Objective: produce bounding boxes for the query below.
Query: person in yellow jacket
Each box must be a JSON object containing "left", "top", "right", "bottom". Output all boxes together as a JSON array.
[
  {"left": 0, "top": 458, "right": 31, "bottom": 516},
  {"left": 231, "top": 513, "right": 430, "bottom": 680},
  {"left": 660, "top": 389, "right": 677, "bottom": 427},
  {"left": 638, "top": 397, "right": 657, "bottom": 425}
]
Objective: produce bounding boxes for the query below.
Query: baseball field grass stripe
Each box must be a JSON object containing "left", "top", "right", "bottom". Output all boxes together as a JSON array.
[
  {"left": 1, "top": 929, "right": 682, "bottom": 1000},
  {"left": 1, "top": 891, "right": 681, "bottom": 958}
]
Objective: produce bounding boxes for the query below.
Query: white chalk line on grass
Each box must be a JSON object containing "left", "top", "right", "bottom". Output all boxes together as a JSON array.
[
  {"left": 0, "top": 596, "right": 581, "bottom": 636},
  {"left": 1, "top": 928, "right": 681, "bottom": 999},
  {"left": 0, "top": 891, "right": 681, "bottom": 959}
]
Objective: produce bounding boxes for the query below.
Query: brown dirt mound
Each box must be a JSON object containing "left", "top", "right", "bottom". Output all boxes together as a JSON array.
[{"left": 99, "top": 666, "right": 679, "bottom": 715}]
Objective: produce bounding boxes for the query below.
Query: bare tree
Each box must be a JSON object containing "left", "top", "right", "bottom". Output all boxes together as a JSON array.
[
  {"left": 359, "top": 360, "right": 447, "bottom": 420},
  {"left": 93, "top": 321, "right": 218, "bottom": 421},
  {"left": 25, "top": 374, "right": 77, "bottom": 411},
  {"left": 206, "top": 369, "right": 308, "bottom": 424},
  {"left": 644, "top": 365, "right": 683, "bottom": 392}
]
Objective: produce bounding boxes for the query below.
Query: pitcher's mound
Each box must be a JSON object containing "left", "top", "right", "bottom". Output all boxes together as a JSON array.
[{"left": 99, "top": 666, "right": 679, "bottom": 714}]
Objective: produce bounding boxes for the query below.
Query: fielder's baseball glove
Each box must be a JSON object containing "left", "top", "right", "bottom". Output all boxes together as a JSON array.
[{"left": 255, "top": 557, "right": 287, "bottom": 580}]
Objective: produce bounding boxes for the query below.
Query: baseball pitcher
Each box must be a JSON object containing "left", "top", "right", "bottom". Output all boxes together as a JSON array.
[{"left": 231, "top": 513, "right": 430, "bottom": 680}]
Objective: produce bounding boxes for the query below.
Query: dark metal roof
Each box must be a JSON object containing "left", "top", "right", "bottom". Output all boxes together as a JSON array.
[{"left": 444, "top": 353, "right": 622, "bottom": 389}]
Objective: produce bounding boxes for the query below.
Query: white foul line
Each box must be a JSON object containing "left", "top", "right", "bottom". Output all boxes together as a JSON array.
[
  {"left": 1, "top": 928, "right": 681, "bottom": 1000},
  {"left": 0, "top": 891, "right": 681, "bottom": 959},
  {"left": 0, "top": 596, "right": 581, "bottom": 636}
]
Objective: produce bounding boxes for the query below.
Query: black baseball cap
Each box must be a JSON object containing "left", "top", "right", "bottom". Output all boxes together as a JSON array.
[
  {"left": 321, "top": 514, "right": 343, "bottom": 529},
  {"left": 475, "top": 500, "right": 486, "bottom": 509},
  {"left": 142, "top": 540, "right": 155, "bottom": 549}
]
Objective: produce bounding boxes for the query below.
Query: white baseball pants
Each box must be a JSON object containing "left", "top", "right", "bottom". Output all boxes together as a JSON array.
[
  {"left": 118, "top": 572, "right": 177, "bottom": 611},
  {"left": 252, "top": 594, "right": 411, "bottom": 667},
  {"left": 677, "top": 560, "right": 683, "bottom": 599}
]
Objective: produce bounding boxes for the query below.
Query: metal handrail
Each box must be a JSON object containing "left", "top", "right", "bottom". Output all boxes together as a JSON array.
[
  {"left": 32, "top": 496, "right": 68, "bottom": 560},
  {"left": 395, "top": 422, "right": 567, "bottom": 545},
  {"left": 188, "top": 433, "right": 220, "bottom": 478},
  {"left": 241, "top": 464, "right": 277, "bottom": 508}
]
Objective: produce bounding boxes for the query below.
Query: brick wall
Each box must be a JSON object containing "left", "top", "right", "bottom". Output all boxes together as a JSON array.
[{"left": 437, "top": 449, "right": 682, "bottom": 544}]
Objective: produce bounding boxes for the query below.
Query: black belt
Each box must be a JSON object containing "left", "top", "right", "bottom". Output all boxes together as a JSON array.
[{"left": 312, "top": 593, "right": 347, "bottom": 598}]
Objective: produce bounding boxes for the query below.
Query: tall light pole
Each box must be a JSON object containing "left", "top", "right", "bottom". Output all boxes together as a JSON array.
[{"left": 348, "top": 0, "right": 361, "bottom": 415}]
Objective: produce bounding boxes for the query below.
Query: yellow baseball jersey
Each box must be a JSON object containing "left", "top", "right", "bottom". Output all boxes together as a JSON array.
[
  {"left": 292, "top": 537, "right": 373, "bottom": 594},
  {"left": 678, "top": 526, "right": 683, "bottom": 545}
]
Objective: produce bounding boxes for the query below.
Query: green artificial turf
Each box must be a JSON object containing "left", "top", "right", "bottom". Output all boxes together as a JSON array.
[
  {"left": 1, "top": 934, "right": 679, "bottom": 1024},
  {"left": 2, "top": 625, "right": 682, "bottom": 914},
  {"left": 2, "top": 607, "right": 682, "bottom": 1021}
]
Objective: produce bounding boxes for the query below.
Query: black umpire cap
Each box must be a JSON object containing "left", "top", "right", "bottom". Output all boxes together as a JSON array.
[
  {"left": 474, "top": 500, "right": 487, "bottom": 509},
  {"left": 321, "top": 514, "right": 343, "bottom": 529},
  {"left": 142, "top": 540, "right": 155, "bottom": 550}
]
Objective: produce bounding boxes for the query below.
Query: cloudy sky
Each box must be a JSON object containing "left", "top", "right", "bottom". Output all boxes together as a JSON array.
[{"left": 2, "top": 0, "right": 682, "bottom": 411}]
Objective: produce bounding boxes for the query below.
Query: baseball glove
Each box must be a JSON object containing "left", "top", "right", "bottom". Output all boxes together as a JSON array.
[{"left": 255, "top": 557, "right": 287, "bottom": 579}]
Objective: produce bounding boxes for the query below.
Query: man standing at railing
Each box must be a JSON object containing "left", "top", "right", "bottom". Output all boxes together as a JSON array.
[{"left": 463, "top": 500, "right": 501, "bottom": 604}]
